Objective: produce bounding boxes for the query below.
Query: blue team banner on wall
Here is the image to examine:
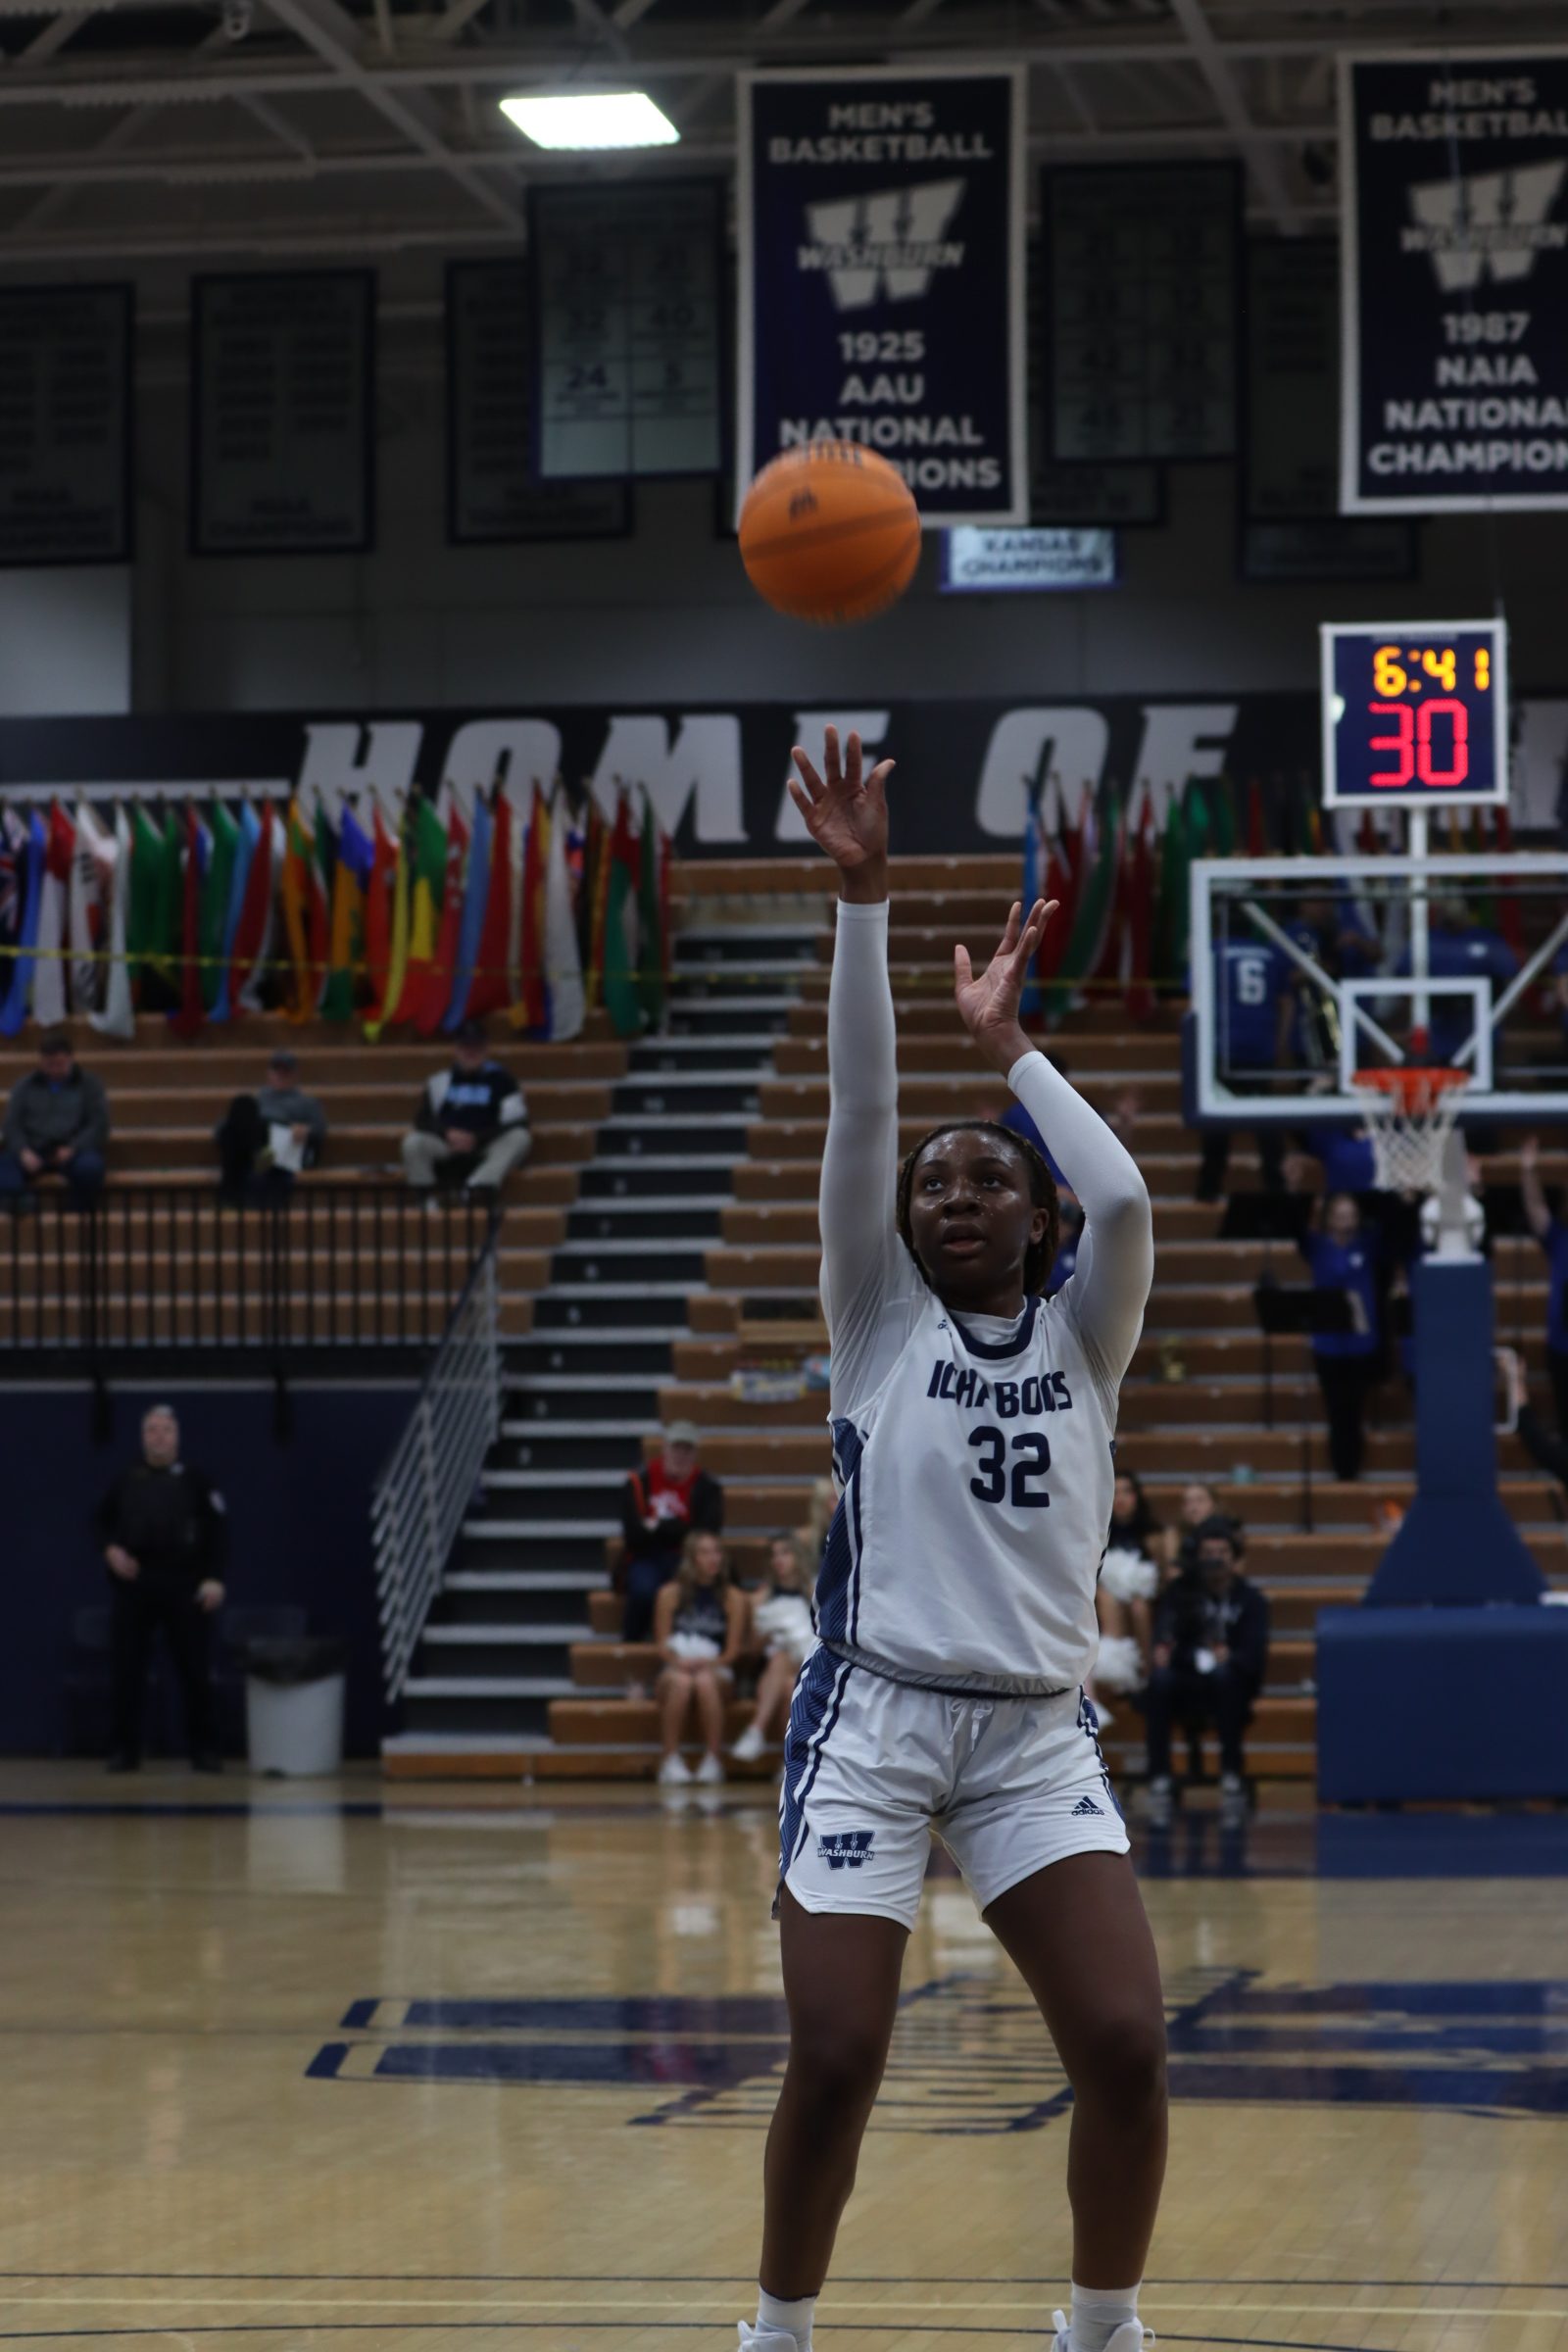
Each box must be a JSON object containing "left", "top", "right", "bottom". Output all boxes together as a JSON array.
[
  {"left": 737, "top": 66, "right": 1027, "bottom": 524},
  {"left": 1340, "top": 50, "right": 1568, "bottom": 513}
]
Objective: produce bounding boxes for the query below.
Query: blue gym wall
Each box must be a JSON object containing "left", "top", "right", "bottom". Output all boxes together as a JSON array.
[{"left": 0, "top": 1381, "right": 414, "bottom": 1759}]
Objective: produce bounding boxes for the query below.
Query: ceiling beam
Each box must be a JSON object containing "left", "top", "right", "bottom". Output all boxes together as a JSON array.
[
  {"left": 259, "top": 0, "right": 518, "bottom": 226},
  {"left": 1166, "top": 0, "right": 1299, "bottom": 231}
]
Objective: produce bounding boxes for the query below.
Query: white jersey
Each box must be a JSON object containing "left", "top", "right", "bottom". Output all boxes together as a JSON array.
[
  {"left": 814, "top": 901, "right": 1153, "bottom": 1700},
  {"left": 819, "top": 1283, "right": 1117, "bottom": 1694}
]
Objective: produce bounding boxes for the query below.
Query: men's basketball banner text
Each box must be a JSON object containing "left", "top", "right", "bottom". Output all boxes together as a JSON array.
[
  {"left": 1340, "top": 50, "right": 1568, "bottom": 513},
  {"left": 737, "top": 66, "right": 1028, "bottom": 525}
]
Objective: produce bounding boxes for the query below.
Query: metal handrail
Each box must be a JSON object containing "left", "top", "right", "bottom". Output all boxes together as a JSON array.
[
  {"left": 0, "top": 1182, "right": 495, "bottom": 1360},
  {"left": 369, "top": 1228, "right": 503, "bottom": 1702}
]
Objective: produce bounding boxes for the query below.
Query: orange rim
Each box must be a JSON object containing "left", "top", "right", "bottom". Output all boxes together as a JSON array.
[{"left": 1351, "top": 1067, "right": 1470, "bottom": 1114}]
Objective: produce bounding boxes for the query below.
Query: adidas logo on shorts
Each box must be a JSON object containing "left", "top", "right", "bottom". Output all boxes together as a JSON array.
[{"left": 1070, "top": 1796, "right": 1103, "bottom": 1817}]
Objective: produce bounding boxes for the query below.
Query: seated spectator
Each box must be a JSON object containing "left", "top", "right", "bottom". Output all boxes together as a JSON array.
[
  {"left": 1299, "top": 1192, "right": 1382, "bottom": 1482},
  {"left": 620, "top": 1419, "right": 724, "bottom": 1649},
  {"left": 400, "top": 1020, "right": 530, "bottom": 1199},
  {"left": 1141, "top": 1515, "right": 1269, "bottom": 1828},
  {"left": 1520, "top": 1137, "right": 1568, "bottom": 1437},
  {"left": 1093, "top": 1468, "right": 1162, "bottom": 1712},
  {"left": 214, "top": 1049, "right": 326, "bottom": 1199},
  {"left": 0, "top": 1031, "right": 109, "bottom": 1211},
  {"left": 1163, "top": 1480, "right": 1219, "bottom": 1580},
  {"left": 654, "top": 1531, "right": 748, "bottom": 1788},
  {"left": 731, "top": 1535, "right": 815, "bottom": 1763}
]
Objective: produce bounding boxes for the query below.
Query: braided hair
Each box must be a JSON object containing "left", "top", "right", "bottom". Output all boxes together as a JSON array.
[{"left": 895, "top": 1120, "right": 1060, "bottom": 1301}]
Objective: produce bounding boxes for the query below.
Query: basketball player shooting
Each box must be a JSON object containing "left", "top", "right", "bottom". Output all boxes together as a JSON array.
[{"left": 741, "top": 729, "right": 1165, "bottom": 2352}]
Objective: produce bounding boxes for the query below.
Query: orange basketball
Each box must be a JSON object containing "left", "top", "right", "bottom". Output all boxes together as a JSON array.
[{"left": 739, "top": 443, "right": 921, "bottom": 625}]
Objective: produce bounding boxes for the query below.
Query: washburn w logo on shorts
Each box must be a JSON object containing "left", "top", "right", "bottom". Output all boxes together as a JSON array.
[{"left": 817, "top": 1831, "right": 875, "bottom": 1870}]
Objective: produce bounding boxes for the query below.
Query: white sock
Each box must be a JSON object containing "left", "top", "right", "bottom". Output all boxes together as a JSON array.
[
  {"left": 757, "top": 2287, "right": 817, "bottom": 2346},
  {"left": 1069, "top": 2279, "right": 1142, "bottom": 2352}
]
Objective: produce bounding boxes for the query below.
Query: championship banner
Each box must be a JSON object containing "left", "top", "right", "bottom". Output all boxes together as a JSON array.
[
  {"left": 1340, "top": 51, "right": 1568, "bottom": 513},
  {"left": 737, "top": 66, "right": 1027, "bottom": 524}
]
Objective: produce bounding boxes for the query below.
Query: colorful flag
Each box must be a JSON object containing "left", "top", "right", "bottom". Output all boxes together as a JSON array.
[
  {"left": 309, "top": 802, "right": 336, "bottom": 1012},
  {"left": 320, "top": 801, "right": 373, "bottom": 1021},
  {"left": 234, "top": 802, "right": 278, "bottom": 1013},
  {"left": 1125, "top": 789, "right": 1156, "bottom": 1017},
  {"left": 70, "top": 800, "right": 115, "bottom": 1012},
  {"left": 545, "top": 783, "right": 586, "bottom": 1042},
  {"left": 364, "top": 795, "right": 401, "bottom": 1030},
  {"left": 1245, "top": 779, "right": 1268, "bottom": 858},
  {"left": 583, "top": 798, "right": 611, "bottom": 1010},
  {"left": 215, "top": 800, "right": 263, "bottom": 1020},
  {"left": 1152, "top": 791, "right": 1189, "bottom": 988},
  {"left": 195, "top": 797, "right": 238, "bottom": 1016},
  {"left": 387, "top": 792, "right": 451, "bottom": 1030},
  {"left": 505, "top": 783, "right": 528, "bottom": 1007},
  {"left": 0, "top": 808, "right": 27, "bottom": 979},
  {"left": 600, "top": 789, "right": 642, "bottom": 1039},
  {"left": 414, "top": 796, "right": 469, "bottom": 1037},
  {"left": 1209, "top": 774, "right": 1238, "bottom": 858},
  {"left": 516, "top": 783, "right": 549, "bottom": 1032},
  {"left": 170, "top": 803, "right": 207, "bottom": 1039},
  {"left": 88, "top": 805, "right": 136, "bottom": 1042},
  {"left": 32, "top": 802, "right": 74, "bottom": 1028},
  {"left": 280, "top": 797, "right": 317, "bottom": 1021},
  {"left": 467, "top": 788, "right": 514, "bottom": 1020},
  {"left": 443, "top": 790, "right": 492, "bottom": 1031},
  {"left": 636, "top": 788, "right": 665, "bottom": 1028},
  {"left": 125, "top": 805, "right": 179, "bottom": 1010},
  {"left": 0, "top": 809, "right": 47, "bottom": 1037}
]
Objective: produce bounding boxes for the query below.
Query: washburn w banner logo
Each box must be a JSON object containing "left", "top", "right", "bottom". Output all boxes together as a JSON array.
[
  {"left": 737, "top": 65, "right": 1027, "bottom": 524},
  {"left": 1339, "top": 50, "right": 1568, "bottom": 513}
]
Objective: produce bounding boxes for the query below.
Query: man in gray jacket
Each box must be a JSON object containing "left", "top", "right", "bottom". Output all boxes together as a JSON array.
[
  {"left": 0, "top": 1032, "right": 110, "bottom": 1209},
  {"left": 215, "top": 1048, "right": 327, "bottom": 1198}
]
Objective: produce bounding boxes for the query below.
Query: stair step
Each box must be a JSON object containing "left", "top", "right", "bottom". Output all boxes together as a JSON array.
[
  {"left": 447, "top": 1571, "right": 608, "bottom": 1592},
  {"left": 501, "top": 1418, "right": 653, "bottom": 1440},
  {"left": 463, "top": 1518, "right": 621, "bottom": 1539},
  {"left": 404, "top": 1675, "right": 580, "bottom": 1699}
]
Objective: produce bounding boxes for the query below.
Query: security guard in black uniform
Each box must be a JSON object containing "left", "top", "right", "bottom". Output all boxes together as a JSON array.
[{"left": 93, "top": 1403, "right": 228, "bottom": 1772}]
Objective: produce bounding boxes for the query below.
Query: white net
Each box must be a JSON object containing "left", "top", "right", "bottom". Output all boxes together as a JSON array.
[{"left": 1351, "top": 1074, "right": 1468, "bottom": 1196}]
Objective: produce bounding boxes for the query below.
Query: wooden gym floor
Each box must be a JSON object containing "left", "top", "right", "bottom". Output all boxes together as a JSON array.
[{"left": 2, "top": 1762, "right": 1566, "bottom": 2351}]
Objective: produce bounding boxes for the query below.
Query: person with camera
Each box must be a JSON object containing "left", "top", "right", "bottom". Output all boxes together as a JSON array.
[{"left": 1140, "top": 1516, "right": 1269, "bottom": 1830}]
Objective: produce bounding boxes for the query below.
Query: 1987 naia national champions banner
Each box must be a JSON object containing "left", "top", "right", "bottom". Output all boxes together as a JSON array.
[
  {"left": 1340, "top": 51, "right": 1568, "bottom": 513},
  {"left": 737, "top": 66, "right": 1027, "bottom": 525}
]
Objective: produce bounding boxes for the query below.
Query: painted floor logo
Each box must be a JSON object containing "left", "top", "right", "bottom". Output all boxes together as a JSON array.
[{"left": 305, "top": 1973, "right": 1568, "bottom": 2131}]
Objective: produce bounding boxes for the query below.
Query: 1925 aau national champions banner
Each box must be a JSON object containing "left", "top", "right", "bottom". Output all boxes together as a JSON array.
[
  {"left": 737, "top": 66, "right": 1027, "bottom": 525},
  {"left": 1340, "top": 51, "right": 1568, "bottom": 513}
]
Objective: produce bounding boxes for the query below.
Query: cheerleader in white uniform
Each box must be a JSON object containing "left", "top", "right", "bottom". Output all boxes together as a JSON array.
[{"left": 739, "top": 731, "right": 1165, "bottom": 2352}]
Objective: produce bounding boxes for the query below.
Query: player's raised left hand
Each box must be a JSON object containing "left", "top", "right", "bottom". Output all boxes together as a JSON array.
[{"left": 954, "top": 898, "right": 1055, "bottom": 1073}]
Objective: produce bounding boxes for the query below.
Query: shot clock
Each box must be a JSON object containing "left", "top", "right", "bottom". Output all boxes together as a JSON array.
[{"left": 1320, "top": 617, "right": 1508, "bottom": 810}]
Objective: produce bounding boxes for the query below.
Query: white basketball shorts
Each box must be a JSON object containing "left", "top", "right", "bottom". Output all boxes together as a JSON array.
[{"left": 777, "top": 1649, "right": 1129, "bottom": 1931}]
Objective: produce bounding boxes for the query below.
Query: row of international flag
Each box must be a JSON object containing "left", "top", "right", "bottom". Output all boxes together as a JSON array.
[
  {"left": 1017, "top": 772, "right": 1528, "bottom": 1018},
  {"left": 0, "top": 781, "right": 670, "bottom": 1042}
]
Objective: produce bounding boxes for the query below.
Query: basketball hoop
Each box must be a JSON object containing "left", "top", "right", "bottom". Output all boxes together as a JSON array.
[{"left": 1350, "top": 1066, "right": 1469, "bottom": 1196}]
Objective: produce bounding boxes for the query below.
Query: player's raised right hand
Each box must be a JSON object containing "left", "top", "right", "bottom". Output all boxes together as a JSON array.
[{"left": 788, "top": 727, "right": 894, "bottom": 883}]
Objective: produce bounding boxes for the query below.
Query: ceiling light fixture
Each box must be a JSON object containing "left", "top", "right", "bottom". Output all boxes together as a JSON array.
[{"left": 499, "top": 91, "right": 679, "bottom": 150}]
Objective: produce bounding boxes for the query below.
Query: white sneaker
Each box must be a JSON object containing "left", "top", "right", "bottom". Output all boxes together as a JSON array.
[
  {"left": 1052, "top": 2315, "right": 1154, "bottom": 2352},
  {"left": 1219, "top": 1771, "right": 1247, "bottom": 1824},
  {"left": 657, "top": 1752, "right": 692, "bottom": 1787},
  {"left": 696, "top": 1753, "right": 725, "bottom": 1787},
  {"left": 1144, "top": 1774, "right": 1173, "bottom": 1828},
  {"left": 737, "top": 2327, "right": 801, "bottom": 2352},
  {"left": 731, "top": 1722, "right": 766, "bottom": 1762}
]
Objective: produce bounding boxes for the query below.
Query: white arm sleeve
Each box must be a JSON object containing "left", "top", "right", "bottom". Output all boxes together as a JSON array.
[
  {"left": 818, "top": 901, "right": 924, "bottom": 1416},
  {"left": 1009, "top": 1049, "right": 1152, "bottom": 1406}
]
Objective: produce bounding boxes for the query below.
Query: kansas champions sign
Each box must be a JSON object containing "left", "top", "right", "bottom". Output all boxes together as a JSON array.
[
  {"left": 737, "top": 66, "right": 1027, "bottom": 524},
  {"left": 1340, "top": 51, "right": 1568, "bottom": 512}
]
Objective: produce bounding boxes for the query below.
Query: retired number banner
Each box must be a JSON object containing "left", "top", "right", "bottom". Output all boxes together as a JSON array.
[
  {"left": 737, "top": 66, "right": 1027, "bottom": 524},
  {"left": 1340, "top": 51, "right": 1568, "bottom": 512}
]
